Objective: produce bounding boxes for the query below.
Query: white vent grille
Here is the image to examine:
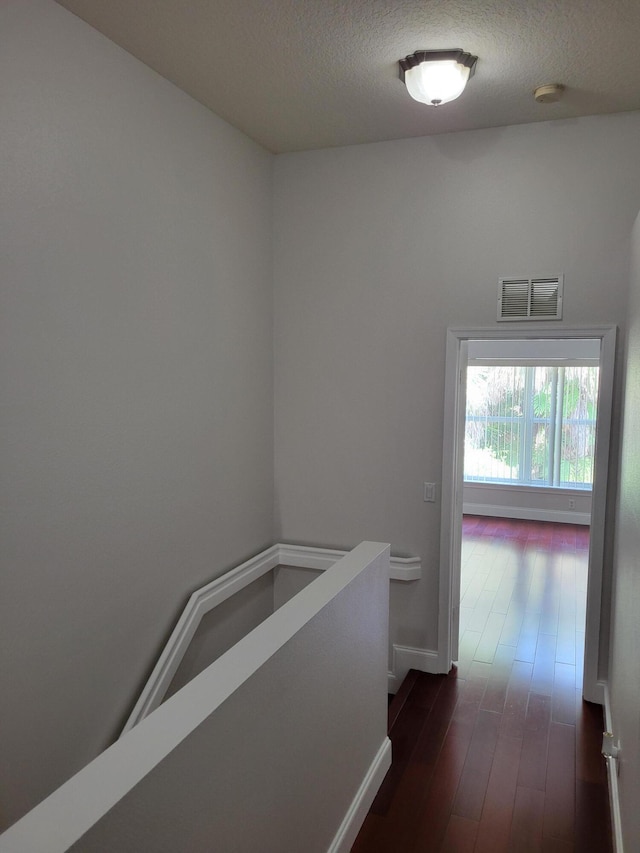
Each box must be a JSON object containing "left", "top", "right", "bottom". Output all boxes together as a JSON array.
[{"left": 497, "top": 276, "right": 563, "bottom": 321}]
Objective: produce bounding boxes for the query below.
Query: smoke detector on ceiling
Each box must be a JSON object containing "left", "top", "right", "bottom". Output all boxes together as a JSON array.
[{"left": 534, "top": 83, "right": 564, "bottom": 104}]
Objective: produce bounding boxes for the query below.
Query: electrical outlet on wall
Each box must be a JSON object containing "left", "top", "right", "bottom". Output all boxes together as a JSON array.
[{"left": 569, "top": 498, "right": 576, "bottom": 509}]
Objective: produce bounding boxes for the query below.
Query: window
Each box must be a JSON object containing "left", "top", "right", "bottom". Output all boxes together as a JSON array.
[{"left": 464, "top": 364, "right": 599, "bottom": 489}]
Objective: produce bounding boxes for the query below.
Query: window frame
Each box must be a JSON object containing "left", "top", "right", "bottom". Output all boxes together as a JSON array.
[{"left": 463, "top": 362, "right": 599, "bottom": 491}]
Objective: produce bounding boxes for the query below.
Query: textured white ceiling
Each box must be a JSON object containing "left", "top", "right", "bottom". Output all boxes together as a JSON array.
[{"left": 55, "top": 0, "right": 640, "bottom": 153}]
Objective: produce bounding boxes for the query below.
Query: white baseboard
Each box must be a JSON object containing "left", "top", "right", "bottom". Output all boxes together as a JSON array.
[
  {"left": 463, "top": 502, "right": 590, "bottom": 526},
  {"left": 387, "top": 644, "right": 445, "bottom": 693},
  {"left": 122, "top": 543, "right": 421, "bottom": 735},
  {"left": 583, "top": 677, "right": 606, "bottom": 706},
  {"left": 327, "top": 737, "right": 392, "bottom": 853},
  {"left": 603, "top": 682, "right": 624, "bottom": 853}
]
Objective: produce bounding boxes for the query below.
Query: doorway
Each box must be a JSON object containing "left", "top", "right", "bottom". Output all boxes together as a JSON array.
[{"left": 439, "top": 326, "right": 616, "bottom": 703}]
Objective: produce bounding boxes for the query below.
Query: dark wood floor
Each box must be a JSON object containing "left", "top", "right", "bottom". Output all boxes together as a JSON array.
[{"left": 352, "top": 517, "right": 611, "bottom": 853}]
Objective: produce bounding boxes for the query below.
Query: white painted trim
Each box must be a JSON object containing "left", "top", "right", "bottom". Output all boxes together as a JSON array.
[
  {"left": 441, "top": 326, "right": 617, "bottom": 704},
  {"left": 121, "top": 545, "right": 280, "bottom": 733},
  {"left": 327, "top": 737, "right": 392, "bottom": 853},
  {"left": 387, "top": 644, "right": 444, "bottom": 692},
  {"left": 582, "top": 326, "right": 617, "bottom": 703},
  {"left": 462, "top": 502, "right": 590, "bottom": 526},
  {"left": 603, "top": 683, "right": 624, "bottom": 853},
  {"left": 587, "top": 678, "right": 605, "bottom": 707},
  {"left": 440, "top": 332, "right": 467, "bottom": 667},
  {"left": 0, "top": 543, "right": 391, "bottom": 853},
  {"left": 277, "top": 543, "right": 345, "bottom": 570},
  {"left": 386, "top": 555, "right": 422, "bottom": 581},
  {"left": 279, "top": 543, "right": 422, "bottom": 581},
  {"left": 603, "top": 681, "right": 614, "bottom": 737},
  {"left": 122, "top": 542, "right": 421, "bottom": 734}
]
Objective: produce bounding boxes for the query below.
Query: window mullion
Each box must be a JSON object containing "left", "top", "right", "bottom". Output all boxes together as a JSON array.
[
  {"left": 553, "top": 368, "right": 565, "bottom": 486},
  {"left": 548, "top": 368, "right": 558, "bottom": 486},
  {"left": 522, "top": 367, "right": 534, "bottom": 484}
]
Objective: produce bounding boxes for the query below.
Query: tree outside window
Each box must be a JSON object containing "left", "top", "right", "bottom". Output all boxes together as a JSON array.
[{"left": 464, "top": 364, "right": 599, "bottom": 489}]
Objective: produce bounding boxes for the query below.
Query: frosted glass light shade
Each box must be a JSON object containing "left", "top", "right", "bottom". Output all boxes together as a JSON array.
[
  {"left": 404, "top": 60, "right": 469, "bottom": 105},
  {"left": 399, "top": 50, "right": 477, "bottom": 106}
]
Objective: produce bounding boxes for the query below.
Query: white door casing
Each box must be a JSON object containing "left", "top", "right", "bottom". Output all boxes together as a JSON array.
[{"left": 439, "top": 325, "right": 616, "bottom": 704}]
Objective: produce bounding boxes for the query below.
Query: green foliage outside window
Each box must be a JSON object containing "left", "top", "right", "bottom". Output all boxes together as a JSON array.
[{"left": 464, "top": 364, "right": 599, "bottom": 488}]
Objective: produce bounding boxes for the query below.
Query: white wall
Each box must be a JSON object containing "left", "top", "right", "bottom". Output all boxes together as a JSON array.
[
  {"left": 163, "top": 565, "right": 324, "bottom": 698},
  {"left": 273, "top": 112, "right": 640, "bottom": 660},
  {"left": 164, "top": 572, "right": 275, "bottom": 700},
  {"left": 0, "top": 0, "right": 273, "bottom": 829},
  {"left": 608, "top": 210, "right": 640, "bottom": 850},
  {"left": 274, "top": 564, "right": 323, "bottom": 608}
]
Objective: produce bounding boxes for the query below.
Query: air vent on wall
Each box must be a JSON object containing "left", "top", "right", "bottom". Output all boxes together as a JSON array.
[{"left": 497, "top": 276, "right": 563, "bottom": 321}]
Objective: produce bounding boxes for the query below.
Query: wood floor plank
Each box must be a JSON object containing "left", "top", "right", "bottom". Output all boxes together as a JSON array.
[
  {"left": 449, "top": 669, "right": 488, "bottom": 740},
  {"left": 452, "top": 709, "right": 501, "bottom": 820},
  {"left": 368, "top": 701, "right": 429, "bottom": 815},
  {"left": 555, "top": 625, "right": 577, "bottom": 666},
  {"left": 543, "top": 722, "right": 576, "bottom": 842},
  {"left": 481, "top": 644, "right": 515, "bottom": 714},
  {"left": 466, "top": 588, "right": 497, "bottom": 633},
  {"left": 574, "top": 631, "right": 585, "bottom": 690},
  {"left": 500, "top": 599, "right": 526, "bottom": 647},
  {"left": 409, "top": 671, "right": 447, "bottom": 714},
  {"left": 509, "top": 786, "right": 545, "bottom": 852},
  {"left": 350, "top": 813, "right": 387, "bottom": 853},
  {"left": 515, "top": 610, "right": 542, "bottom": 663},
  {"left": 576, "top": 526, "right": 590, "bottom": 551},
  {"left": 387, "top": 668, "right": 420, "bottom": 731},
  {"left": 500, "top": 659, "right": 534, "bottom": 740},
  {"left": 530, "top": 632, "right": 557, "bottom": 696},
  {"left": 552, "top": 662, "right": 577, "bottom": 726},
  {"left": 351, "top": 520, "right": 611, "bottom": 853},
  {"left": 575, "top": 779, "right": 612, "bottom": 852},
  {"left": 474, "top": 611, "right": 507, "bottom": 664},
  {"left": 411, "top": 673, "right": 463, "bottom": 768},
  {"left": 575, "top": 698, "right": 608, "bottom": 786},
  {"left": 525, "top": 553, "right": 555, "bottom": 615},
  {"left": 461, "top": 567, "right": 491, "bottom": 609},
  {"left": 537, "top": 574, "right": 561, "bottom": 635},
  {"left": 532, "top": 522, "right": 553, "bottom": 549},
  {"left": 555, "top": 560, "right": 577, "bottom": 665},
  {"left": 440, "top": 814, "right": 478, "bottom": 852},
  {"left": 492, "top": 573, "right": 517, "bottom": 615},
  {"left": 484, "top": 559, "right": 508, "bottom": 592},
  {"left": 517, "top": 693, "right": 551, "bottom": 791},
  {"left": 456, "top": 630, "right": 482, "bottom": 678},
  {"left": 474, "top": 733, "right": 522, "bottom": 853},
  {"left": 541, "top": 838, "right": 574, "bottom": 853},
  {"left": 409, "top": 730, "right": 474, "bottom": 853},
  {"left": 362, "top": 674, "right": 462, "bottom": 851},
  {"left": 459, "top": 605, "right": 474, "bottom": 635}
]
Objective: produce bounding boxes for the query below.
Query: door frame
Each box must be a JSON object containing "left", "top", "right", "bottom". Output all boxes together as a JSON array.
[{"left": 439, "top": 324, "right": 617, "bottom": 704}]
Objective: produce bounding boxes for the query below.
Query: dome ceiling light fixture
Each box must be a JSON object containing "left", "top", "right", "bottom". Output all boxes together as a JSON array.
[{"left": 399, "top": 49, "right": 478, "bottom": 107}]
